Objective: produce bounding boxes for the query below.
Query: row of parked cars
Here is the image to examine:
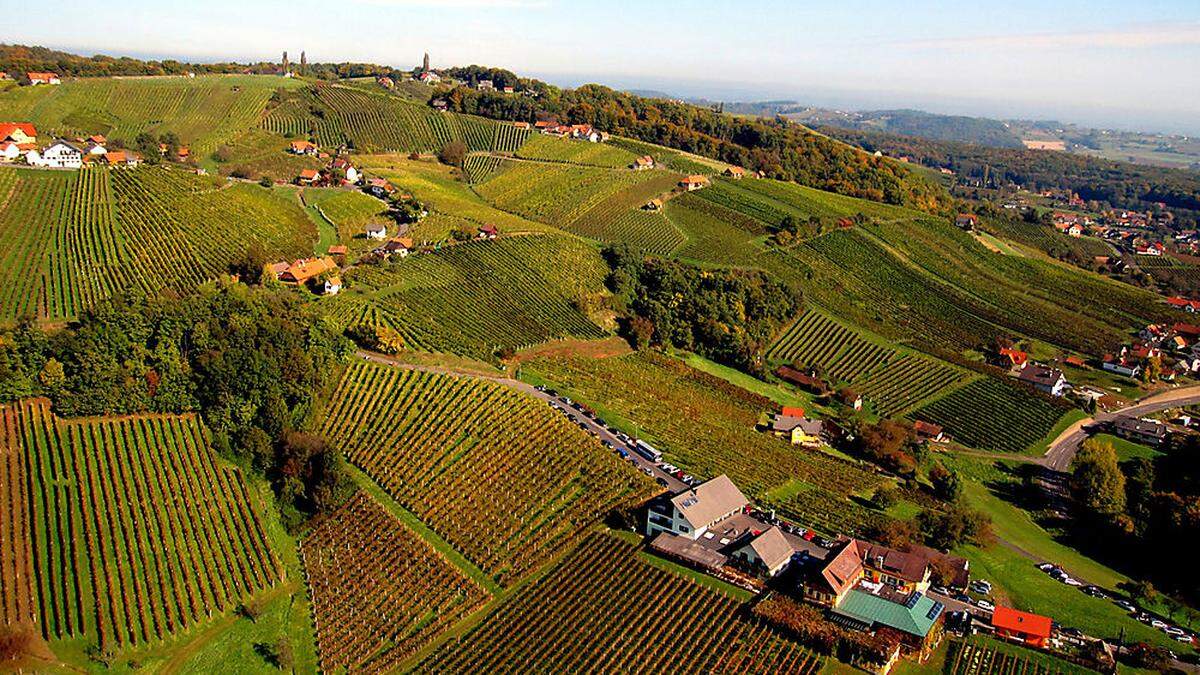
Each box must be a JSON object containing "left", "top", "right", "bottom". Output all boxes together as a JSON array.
[{"left": 1036, "top": 562, "right": 1195, "bottom": 644}]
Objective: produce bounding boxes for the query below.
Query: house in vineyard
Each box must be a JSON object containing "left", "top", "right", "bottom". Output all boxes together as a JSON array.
[
  {"left": 645, "top": 474, "right": 748, "bottom": 541},
  {"left": 1016, "top": 363, "right": 1068, "bottom": 397},
  {"left": 28, "top": 139, "right": 83, "bottom": 168}
]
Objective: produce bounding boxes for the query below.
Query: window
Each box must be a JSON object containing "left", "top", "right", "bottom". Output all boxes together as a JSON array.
[{"left": 679, "top": 525, "right": 689, "bottom": 533}]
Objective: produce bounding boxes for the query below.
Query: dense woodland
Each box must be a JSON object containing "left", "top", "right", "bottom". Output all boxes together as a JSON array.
[
  {"left": 823, "top": 125, "right": 1200, "bottom": 225},
  {"left": 603, "top": 245, "right": 799, "bottom": 374},
  {"left": 438, "top": 83, "right": 948, "bottom": 209},
  {"left": 0, "top": 282, "right": 355, "bottom": 529}
]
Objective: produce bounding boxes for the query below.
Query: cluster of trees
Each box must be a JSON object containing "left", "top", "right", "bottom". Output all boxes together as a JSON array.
[
  {"left": 0, "top": 281, "right": 356, "bottom": 531},
  {"left": 824, "top": 125, "right": 1200, "bottom": 227},
  {"left": 435, "top": 82, "right": 947, "bottom": 209},
  {"left": 441, "top": 65, "right": 523, "bottom": 91},
  {"left": 602, "top": 245, "right": 799, "bottom": 374},
  {"left": 1070, "top": 436, "right": 1200, "bottom": 601},
  {"left": 751, "top": 594, "right": 901, "bottom": 669}
]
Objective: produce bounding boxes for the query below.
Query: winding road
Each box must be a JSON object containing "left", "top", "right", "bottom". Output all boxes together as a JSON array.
[{"left": 1041, "top": 384, "right": 1200, "bottom": 471}]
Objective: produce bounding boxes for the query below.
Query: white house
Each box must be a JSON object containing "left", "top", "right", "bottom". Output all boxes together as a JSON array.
[
  {"left": 365, "top": 223, "right": 387, "bottom": 240},
  {"left": 30, "top": 140, "right": 83, "bottom": 168},
  {"left": 86, "top": 142, "right": 107, "bottom": 156},
  {"left": 323, "top": 276, "right": 343, "bottom": 296},
  {"left": 0, "top": 141, "right": 20, "bottom": 161},
  {"left": 1017, "top": 363, "right": 1068, "bottom": 397},
  {"left": 645, "top": 474, "right": 748, "bottom": 540}
]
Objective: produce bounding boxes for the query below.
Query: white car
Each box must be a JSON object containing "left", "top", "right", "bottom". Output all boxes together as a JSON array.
[
  {"left": 1175, "top": 634, "right": 1194, "bottom": 643},
  {"left": 1037, "top": 562, "right": 1055, "bottom": 571},
  {"left": 976, "top": 600, "right": 995, "bottom": 612},
  {"left": 1152, "top": 619, "right": 1168, "bottom": 630},
  {"left": 1062, "top": 577, "right": 1082, "bottom": 587},
  {"left": 1165, "top": 626, "right": 1186, "bottom": 636}
]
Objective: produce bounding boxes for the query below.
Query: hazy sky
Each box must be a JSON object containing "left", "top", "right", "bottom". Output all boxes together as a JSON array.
[{"left": 13, "top": 0, "right": 1200, "bottom": 133}]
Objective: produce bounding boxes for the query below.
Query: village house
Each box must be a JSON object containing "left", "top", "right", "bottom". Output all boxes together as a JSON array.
[
  {"left": 1054, "top": 222, "right": 1083, "bottom": 237},
  {"left": 476, "top": 79, "right": 494, "bottom": 91},
  {"left": 954, "top": 213, "right": 977, "bottom": 230},
  {"left": 276, "top": 257, "right": 337, "bottom": 285},
  {"left": 679, "top": 175, "right": 709, "bottom": 191},
  {"left": 0, "top": 141, "right": 20, "bottom": 161},
  {"left": 1166, "top": 297, "right": 1200, "bottom": 313},
  {"left": 1102, "top": 353, "right": 1142, "bottom": 378},
  {"left": 913, "top": 421, "right": 945, "bottom": 443},
  {"left": 732, "top": 526, "right": 796, "bottom": 577},
  {"left": 502, "top": 85, "right": 515, "bottom": 94},
  {"left": 776, "top": 365, "right": 830, "bottom": 395},
  {"left": 479, "top": 224, "right": 498, "bottom": 239},
  {"left": 26, "top": 72, "right": 60, "bottom": 85},
  {"left": 724, "top": 166, "right": 746, "bottom": 179},
  {"left": 1111, "top": 417, "right": 1167, "bottom": 446},
  {"left": 770, "top": 410, "right": 825, "bottom": 448},
  {"left": 512, "top": 121, "right": 530, "bottom": 130},
  {"left": 631, "top": 155, "right": 655, "bottom": 171},
  {"left": 646, "top": 474, "right": 749, "bottom": 541},
  {"left": 85, "top": 140, "right": 107, "bottom": 156},
  {"left": 430, "top": 98, "right": 449, "bottom": 112},
  {"left": 377, "top": 76, "right": 394, "bottom": 88},
  {"left": 991, "top": 607, "right": 1052, "bottom": 649},
  {"left": 643, "top": 198, "right": 663, "bottom": 211},
  {"left": 297, "top": 168, "right": 320, "bottom": 185},
  {"left": 1134, "top": 242, "right": 1165, "bottom": 256},
  {"left": 0, "top": 122, "right": 38, "bottom": 147},
  {"left": 29, "top": 139, "right": 83, "bottom": 168},
  {"left": 289, "top": 139, "right": 318, "bottom": 155},
  {"left": 103, "top": 150, "right": 140, "bottom": 167},
  {"left": 1016, "top": 363, "right": 1068, "bottom": 397},
  {"left": 322, "top": 276, "right": 343, "bottom": 295},
  {"left": 417, "top": 70, "right": 441, "bottom": 83},
  {"left": 375, "top": 236, "right": 414, "bottom": 258},
  {"left": 837, "top": 389, "right": 864, "bottom": 410},
  {"left": 366, "top": 177, "right": 395, "bottom": 198},
  {"left": 331, "top": 158, "right": 359, "bottom": 183},
  {"left": 327, "top": 245, "right": 348, "bottom": 257},
  {"left": 365, "top": 223, "right": 387, "bottom": 240}
]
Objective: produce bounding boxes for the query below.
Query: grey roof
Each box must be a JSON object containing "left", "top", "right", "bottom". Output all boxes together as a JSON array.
[
  {"left": 649, "top": 532, "right": 728, "bottom": 570},
  {"left": 1018, "top": 364, "right": 1065, "bottom": 387},
  {"left": 772, "top": 415, "right": 823, "bottom": 435},
  {"left": 743, "top": 526, "right": 795, "bottom": 571},
  {"left": 670, "top": 474, "right": 748, "bottom": 531}
]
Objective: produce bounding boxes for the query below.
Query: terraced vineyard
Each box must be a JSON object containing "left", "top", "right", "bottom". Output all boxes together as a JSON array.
[
  {"left": 664, "top": 193, "right": 767, "bottom": 266},
  {"left": 769, "top": 484, "right": 892, "bottom": 538},
  {"left": 328, "top": 235, "right": 608, "bottom": 358},
  {"left": 565, "top": 172, "right": 685, "bottom": 255},
  {"left": 0, "top": 166, "right": 315, "bottom": 321},
  {"left": 0, "top": 74, "right": 300, "bottom": 157},
  {"left": 262, "top": 84, "right": 502, "bottom": 153},
  {"left": 712, "top": 176, "right": 912, "bottom": 223},
  {"left": 0, "top": 405, "right": 36, "bottom": 630},
  {"left": 911, "top": 377, "right": 1074, "bottom": 452},
  {"left": 3, "top": 398, "right": 280, "bottom": 650},
  {"left": 462, "top": 154, "right": 511, "bottom": 184},
  {"left": 516, "top": 134, "right": 638, "bottom": 168},
  {"left": 319, "top": 362, "right": 653, "bottom": 585},
  {"left": 946, "top": 638, "right": 1093, "bottom": 675},
  {"left": 301, "top": 492, "right": 490, "bottom": 673},
  {"left": 526, "top": 351, "right": 884, "bottom": 500},
  {"left": 474, "top": 162, "right": 665, "bottom": 228},
  {"left": 419, "top": 532, "right": 823, "bottom": 674},
  {"left": 491, "top": 123, "right": 531, "bottom": 153},
  {"left": 768, "top": 311, "right": 970, "bottom": 416}
]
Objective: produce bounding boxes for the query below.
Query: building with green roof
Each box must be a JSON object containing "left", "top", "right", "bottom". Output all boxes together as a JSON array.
[{"left": 831, "top": 588, "right": 944, "bottom": 659}]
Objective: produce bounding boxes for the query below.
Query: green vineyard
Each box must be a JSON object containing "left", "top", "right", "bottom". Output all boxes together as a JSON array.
[
  {"left": 3, "top": 399, "right": 280, "bottom": 650},
  {"left": 768, "top": 311, "right": 970, "bottom": 416},
  {"left": 608, "top": 137, "right": 721, "bottom": 175},
  {"left": 515, "top": 134, "right": 639, "bottom": 168},
  {"left": 664, "top": 193, "right": 767, "bottom": 267},
  {"left": 319, "top": 362, "right": 654, "bottom": 585},
  {"left": 301, "top": 492, "right": 490, "bottom": 673},
  {"left": 565, "top": 171, "right": 685, "bottom": 255},
  {"left": 327, "top": 235, "right": 609, "bottom": 358},
  {"left": 419, "top": 532, "right": 823, "bottom": 674},
  {"left": 911, "top": 377, "right": 1073, "bottom": 452},
  {"left": 526, "top": 351, "right": 884, "bottom": 500},
  {"left": 946, "top": 638, "right": 1094, "bottom": 675},
  {"left": 0, "top": 74, "right": 299, "bottom": 157},
  {"left": 0, "top": 166, "right": 315, "bottom": 321},
  {"left": 462, "top": 154, "right": 511, "bottom": 184},
  {"left": 473, "top": 161, "right": 666, "bottom": 228}
]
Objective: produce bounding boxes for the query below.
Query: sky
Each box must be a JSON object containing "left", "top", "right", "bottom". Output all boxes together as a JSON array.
[{"left": 10, "top": 0, "right": 1200, "bottom": 134}]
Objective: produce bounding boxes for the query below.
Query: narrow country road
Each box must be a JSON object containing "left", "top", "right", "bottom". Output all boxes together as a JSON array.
[
  {"left": 354, "top": 350, "right": 691, "bottom": 492},
  {"left": 1042, "top": 384, "right": 1200, "bottom": 471}
]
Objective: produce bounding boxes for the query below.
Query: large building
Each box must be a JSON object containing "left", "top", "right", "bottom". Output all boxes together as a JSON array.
[{"left": 645, "top": 474, "right": 748, "bottom": 540}]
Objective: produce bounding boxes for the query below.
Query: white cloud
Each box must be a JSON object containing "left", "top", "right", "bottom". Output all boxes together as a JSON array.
[{"left": 895, "top": 23, "right": 1200, "bottom": 51}]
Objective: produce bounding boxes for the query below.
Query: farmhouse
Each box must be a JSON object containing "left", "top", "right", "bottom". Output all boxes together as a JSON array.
[
  {"left": 479, "top": 224, "right": 499, "bottom": 239},
  {"left": 502, "top": 85, "right": 515, "bottom": 94},
  {"left": 645, "top": 474, "right": 748, "bottom": 540},
  {"left": 1135, "top": 242, "right": 1165, "bottom": 256},
  {"left": 994, "top": 347, "right": 1028, "bottom": 369},
  {"left": 954, "top": 213, "right": 977, "bottom": 230},
  {"left": 837, "top": 389, "right": 863, "bottom": 410},
  {"left": 913, "top": 421, "right": 945, "bottom": 443},
  {"left": 775, "top": 365, "right": 829, "bottom": 395},
  {"left": 417, "top": 71, "right": 441, "bottom": 83},
  {"left": 732, "top": 526, "right": 795, "bottom": 577},
  {"left": 1016, "top": 364, "right": 1067, "bottom": 397},
  {"left": 631, "top": 155, "right": 655, "bottom": 171},
  {"left": 290, "top": 140, "right": 318, "bottom": 155},
  {"left": 724, "top": 166, "right": 746, "bottom": 179},
  {"left": 278, "top": 257, "right": 337, "bottom": 284},
  {"left": 1166, "top": 297, "right": 1200, "bottom": 313},
  {"left": 991, "top": 607, "right": 1052, "bottom": 649},
  {"left": 297, "top": 169, "right": 320, "bottom": 184},
  {"left": 85, "top": 141, "right": 107, "bottom": 156},
  {"left": 27, "top": 72, "right": 60, "bottom": 85},
  {"left": 323, "top": 276, "right": 343, "bottom": 295},
  {"left": 377, "top": 77, "right": 394, "bottom": 88},
  {"left": 770, "top": 414, "right": 824, "bottom": 447},
  {"left": 29, "top": 139, "right": 83, "bottom": 168},
  {"left": 0, "top": 122, "right": 37, "bottom": 145},
  {"left": 328, "top": 245, "right": 348, "bottom": 256},
  {"left": 0, "top": 141, "right": 19, "bottom": 161},
  {"left": 377, "top": 237, "right": 413, "bottom": 257},
  {"left": 680, "top": 175, "right": 709, "bottom": 191},
  {"left": 331, "top": 158, "right": 359, "bottom": 183},
  {"left": 643, "top": 198, "right": 663, "bottom": 211},
  {"left": 103, "top": 150, "right": 140, "bottom": 167},
  {"left": 366, "top": 177, "right": 395, "bottom": 198},
  {"left": 1111, "top": 417, "right": 1167, "bottom": 446},
  {"left": 365, "top": 223, "right": 387, "bottom": 240}
]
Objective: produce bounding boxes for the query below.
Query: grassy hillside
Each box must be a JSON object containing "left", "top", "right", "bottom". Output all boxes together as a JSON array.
[
  {"left": 0, "top": 74, "right": 301, "bottom": 157},
  {"left": 0, "top": 166, "right": 314, "bottom": 322},
  {"left": 319, "top": 362, "right": 654, "bottom": 585}
]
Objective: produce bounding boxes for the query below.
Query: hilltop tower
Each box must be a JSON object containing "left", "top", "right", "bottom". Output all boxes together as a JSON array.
[
  {"left": 282, "top": 51, "right": 289, "bottom": 73},
  {"left": 300, "top": 50, "right": 307, "bottom": 74},
  {"left": 422, "top": 52, "right": 430, "bottom": 72}
]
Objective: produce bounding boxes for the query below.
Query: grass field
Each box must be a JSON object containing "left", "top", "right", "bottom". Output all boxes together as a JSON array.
[
  {"left": 524, "top": 350, "right": 885, "bottom": 506},
  {"left": 319, "top": 361, "right": 653, "bottom": 585},
  {"left": 0, "top": 74, "right": 303, "bottom": 157},
  {"left": 1, "top": 398, "right": 280, "bottom": 652},
  {"left": 0, "top": 166, "right": 315, "bottom": 322},
  {"left": 300, "top": 491, "right": 490, "bottom": 673},
  {"left": 418, "top": 531, "right": 823, "bottom": 674},
  {"left": 300, "top": 187, "right": 388, "bottom": 251},
  {"left": 911, "top": 378, "right": 1074, "bottom": 452},
  {"left": 665, "top": 192, "right": 768, "bottom": 267},
  {"left": 325, "top": 235, "right": 609, "bottom": 358}
]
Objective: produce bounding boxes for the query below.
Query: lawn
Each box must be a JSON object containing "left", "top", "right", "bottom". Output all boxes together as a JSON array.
[{"left": 1091, "top": 432, "right": 1163, "bottom": 462}]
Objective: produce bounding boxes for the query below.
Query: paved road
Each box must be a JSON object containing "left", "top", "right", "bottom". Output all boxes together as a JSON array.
[
  {"left": 355, "top": 350, "right": 690, "bottom": 493},
  {"left": 1042, "top": 385, "right": 1200, "bottom": 471}
]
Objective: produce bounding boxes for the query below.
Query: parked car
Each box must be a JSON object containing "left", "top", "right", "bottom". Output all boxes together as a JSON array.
[
  {"left": 1152, "top": 619, "right": 1169, "bottom": 630},
  {"left": 1037, "top": 562, "right": 1055, "bottom": 572},
  {"left": 1115, "top": 600, "right": 1137, "bottom": 612},
  {"left": 617, "top": 449, "right": 629, "bottom": 459},
  {"left": 932, "top": 586, "right": 950, "bottom": 596},
  {"left": 1175, "top": 634, "right": 1194, "bottom": 643},
  {"left": 1061, "top": 627, "right": 1083, "bottom": 637},
  {"left": 976, "top": 600, "right": 995, "bottom": 612},
  {"left": 954, "top": 593, "right": 971, "bottom": 603},
  {"left": 534, "top": 384, "right": 546, "bottom": 392}
]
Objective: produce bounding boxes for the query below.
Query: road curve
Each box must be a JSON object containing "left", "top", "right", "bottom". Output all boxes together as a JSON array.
[{"left": 1042, "top": 384, "right": 1200, "bottom": 471}]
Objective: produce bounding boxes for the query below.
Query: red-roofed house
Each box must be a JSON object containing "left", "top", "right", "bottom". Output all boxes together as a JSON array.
[
  {"left": 289, "top": 140, "right": 318, "bottom": 155},
  {"left": 26, "top": 72, "right": 60, "bottom": 85},
  {"left": 991, "top": 606, "right": 1052, "bottom": 648},
  {"left": 0, "top": 141, "right": 19, "bottom": 161},
  {"left": 996, "top": 347, "right": 1028, "bottom": 368},
  {"left": 955, "top": 214, "right": 978, "bottom": 230},
  {"left": 1167, "top": 297, "right": 1200, "bottom": 313},
  {"left": 781, "top": 406, "right": 805, "bottom": 418},
  {"left": 0, "top": 123, "right": 37, "bottom": 145},
  {"left": 478, "top": 224, "right": 498, "bottom": 239},
  {"left": 297, "top": 168, "right": 320, "bottom": 185},
  {"left": 679, "top": 175, "right": 709, "bottom": 191}
]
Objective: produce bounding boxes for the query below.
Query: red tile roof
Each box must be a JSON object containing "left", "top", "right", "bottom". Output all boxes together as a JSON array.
[
  {"left": 991, "top": 606, "right": 1052, "bottom": 639},
  {"left": 781, "top": 406, "right": 805, "bottom": 418},
  {"left": 0, "top": 123, "right": 37, "bottom": 140}
]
